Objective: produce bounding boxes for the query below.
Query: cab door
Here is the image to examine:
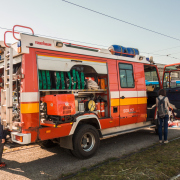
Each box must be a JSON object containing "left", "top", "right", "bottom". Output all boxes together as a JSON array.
[
  {"left": 117, "top": 61, "right": 138, "bottom": 126},
  {"left": 162, "top": 63, "right": 180, "bottom": 119},
  {"left": 108, "top": 60, "right": 120, "bottom": 127},
  {"left": 134, "top": 63, "right": 147, "bottom": 123}
]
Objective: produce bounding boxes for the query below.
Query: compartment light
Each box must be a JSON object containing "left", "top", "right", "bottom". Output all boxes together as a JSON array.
[
  {"left": 139, "top": 56, "right": 143, "bottom": 60},
  {"left": 56, "top": 42, "right": 63, "bottom": 47}
]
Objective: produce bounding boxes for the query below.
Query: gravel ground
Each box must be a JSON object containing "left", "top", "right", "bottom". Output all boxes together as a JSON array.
[{"left": 0, "top": 127, "right": 180, "bottom": 180}]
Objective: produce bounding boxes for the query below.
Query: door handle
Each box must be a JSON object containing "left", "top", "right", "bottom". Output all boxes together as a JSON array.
[{"left": 120, "top": 96, "right": 125, "bottom": 99}]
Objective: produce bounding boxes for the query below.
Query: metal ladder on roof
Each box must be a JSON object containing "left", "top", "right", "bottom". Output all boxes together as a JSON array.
[{"left": 1, "top": 47, "right": 13, "bottom": 130}]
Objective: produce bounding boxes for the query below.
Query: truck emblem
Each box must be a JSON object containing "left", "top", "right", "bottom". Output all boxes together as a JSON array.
[{"left": 65, "top": 102, "right": 69, "bottom": 106}]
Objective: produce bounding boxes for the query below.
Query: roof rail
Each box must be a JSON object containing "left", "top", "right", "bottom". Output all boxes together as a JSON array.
[
  {"left": 64, "top": 42, "right": 100, "bottom": 50},
  {"left": 4, "top": 31, "right": 19, "bottom": 48},
  {"left": 13, "top": 25, "right": 34, "bottom": 40}
]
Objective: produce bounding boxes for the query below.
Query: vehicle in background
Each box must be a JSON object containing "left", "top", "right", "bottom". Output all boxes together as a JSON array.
[{"left": 163, "top": 63, "right": 180, "bottom": 120}]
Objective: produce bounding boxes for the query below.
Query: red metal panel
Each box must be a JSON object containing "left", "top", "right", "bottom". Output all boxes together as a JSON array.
[
  {"left": 107, "top": 61, "right": 119, "bottom": 91},
  {"left": 134, "top": 63, "right": 146, "bottom": 91},
  {"left": 99, "top": 118, "right": 113, "bottom": 129},
  {"left": 20, "top": 49, "right": 39, "bottom": 143},
  {"left": 39, "top": 123, "right": 72, "bottom": 140},
  {"left": 137, "top": 104, "right": 147, "bottom": 123},
  {"left": 120, "top": 117, "right": 137, "bottom": 126},
  {"left": 107, "top": 61, "right": 119, "bottom": 127},
  {"left": 21, "top": 113, "right": 39, "bottom": 131},
  {"left": 21, "top": 49, "right": 38, "bottom": 92},
  {"left": 134, "top": 63, "right": 147, "bottom": 122},
  {"left": 21, "top": 113, "right": 39, "bottom": 142},
  {"left": 119, "top": 104, "right": 138, "bottom": 125}
]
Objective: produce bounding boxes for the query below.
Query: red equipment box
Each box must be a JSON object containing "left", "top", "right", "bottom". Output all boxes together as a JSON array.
[{"left": 41, "top": 94, "right": 75, "bottom": 116}]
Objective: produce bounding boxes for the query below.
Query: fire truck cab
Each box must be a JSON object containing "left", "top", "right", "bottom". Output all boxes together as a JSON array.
[{"left": 0, "top": 25, "right": 162, "bottom": 159}]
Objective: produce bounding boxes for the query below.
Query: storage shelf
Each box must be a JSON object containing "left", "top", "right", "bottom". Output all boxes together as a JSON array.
[{"left": 39, "top": 89, "right": 107, "bottom": 94}]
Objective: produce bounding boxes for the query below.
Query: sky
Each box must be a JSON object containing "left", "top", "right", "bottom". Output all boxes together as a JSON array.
[{"left": 1, "top": 0, "right": 180, "bottom": 64}]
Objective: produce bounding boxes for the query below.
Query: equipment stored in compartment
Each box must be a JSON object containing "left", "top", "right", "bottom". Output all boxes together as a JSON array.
[
  {"left": 38, "top": 69, "right": 85, "bottom": 90},
  {"left": 40, "top": 94, "right": 75, "bottom": 116},
  {"left": 95, "top": 98, "right": 101, "bottom": 117},
  {"left": 100, "top": 99, "right": 105, "bottom": 117},
  {"left": 100, "top": 79, "right": 105, "bottom": 89},
  {"left": 79, "top": 103, "right": 84, "bottom": 112},
  {"left": 85, "top": 100, "right": 96, "bottom": 111},
  {"left": 87, "top": 80, "right": 99, "bottom": 90}
]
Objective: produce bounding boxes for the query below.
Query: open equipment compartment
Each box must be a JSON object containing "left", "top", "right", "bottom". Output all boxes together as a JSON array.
[{"left": 38, "top": 55, "right": 110, "bottom": 126}]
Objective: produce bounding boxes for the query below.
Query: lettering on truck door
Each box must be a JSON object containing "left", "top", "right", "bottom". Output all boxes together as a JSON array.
[{"left": 117, "top": 61, "right": 138, "bottom": 125}]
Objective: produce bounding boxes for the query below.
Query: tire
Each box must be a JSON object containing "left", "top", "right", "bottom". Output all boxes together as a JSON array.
[
  {"left": 71, "top": 124, "right": 100, "bottom": 159},
  {"left": 38, "top": 140, "right": 57, "bottom": 148}
]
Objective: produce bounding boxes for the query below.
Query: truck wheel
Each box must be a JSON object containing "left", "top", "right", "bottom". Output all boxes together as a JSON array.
[
  {"left": 71, "top": 124, "right": 100, "bottom": 159},
  {"left": 38, "top": 140, "right": 56, "bottom": 148}
]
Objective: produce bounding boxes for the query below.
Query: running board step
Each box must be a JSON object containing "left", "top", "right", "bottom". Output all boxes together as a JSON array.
[{"left": 101, "top": 123, "right": 155, "bottom": 139}]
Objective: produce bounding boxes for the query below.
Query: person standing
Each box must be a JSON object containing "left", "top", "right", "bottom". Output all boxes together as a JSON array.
[
  {"left": 156, "top": 89, "right": 170, "bottom": 144},
  {"left": 0, "top": 117, "right": 6, "bottom": 168}
]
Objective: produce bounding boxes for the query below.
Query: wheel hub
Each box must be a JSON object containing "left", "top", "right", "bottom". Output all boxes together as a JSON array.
[
  {"left": 81, "top": 132, "right": 95, "bottom": 152},
  {"left": 82, "top": 138, "right": 87, "bottom": 145}
]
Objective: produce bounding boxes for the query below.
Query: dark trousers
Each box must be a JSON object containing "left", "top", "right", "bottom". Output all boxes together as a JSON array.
[
  {"left": 158, "top": 115, "right": 169, "bottom": 141},
  {"left": 0, "top": 140, "right": 4, "bottom": 163}
]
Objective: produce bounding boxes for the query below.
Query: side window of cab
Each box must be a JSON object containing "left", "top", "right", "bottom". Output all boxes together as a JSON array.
[{"left": 119, "top": 63, "right": 134, "bottom": 88}]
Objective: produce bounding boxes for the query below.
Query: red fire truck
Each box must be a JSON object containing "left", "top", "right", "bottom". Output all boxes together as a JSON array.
[{"left": 0, "top": 25, "right": 163, "bottom": 159}]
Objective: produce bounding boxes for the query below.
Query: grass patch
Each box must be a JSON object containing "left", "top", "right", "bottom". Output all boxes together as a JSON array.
[{"left": 67, "top": 139, "right": 180, "bottom": 180}]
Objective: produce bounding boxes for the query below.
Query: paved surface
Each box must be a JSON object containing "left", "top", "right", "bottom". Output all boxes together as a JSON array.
[{"left": 0, "top": 127, "right": 180, "bottom": 180}]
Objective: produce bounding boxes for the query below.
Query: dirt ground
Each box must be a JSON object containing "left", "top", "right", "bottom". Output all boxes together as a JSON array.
[{"left": 0, "top": 127, "right": 180, "bottom": 180}]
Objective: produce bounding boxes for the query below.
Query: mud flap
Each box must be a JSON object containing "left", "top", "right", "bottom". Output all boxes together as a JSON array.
[{"left": 60, "top": 135, "right": 73, "bottom": 150}]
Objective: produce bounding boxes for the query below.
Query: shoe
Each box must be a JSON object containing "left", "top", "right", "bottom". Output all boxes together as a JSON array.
[
  {"left": 159, "top": 140, "right": 162, "bottom": 143},
  {"left": 164, "top": 140, "right": 169, "bottom": 144},
  {"left": 0, "top": 163, "right": 6, "bottom": 168}
]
